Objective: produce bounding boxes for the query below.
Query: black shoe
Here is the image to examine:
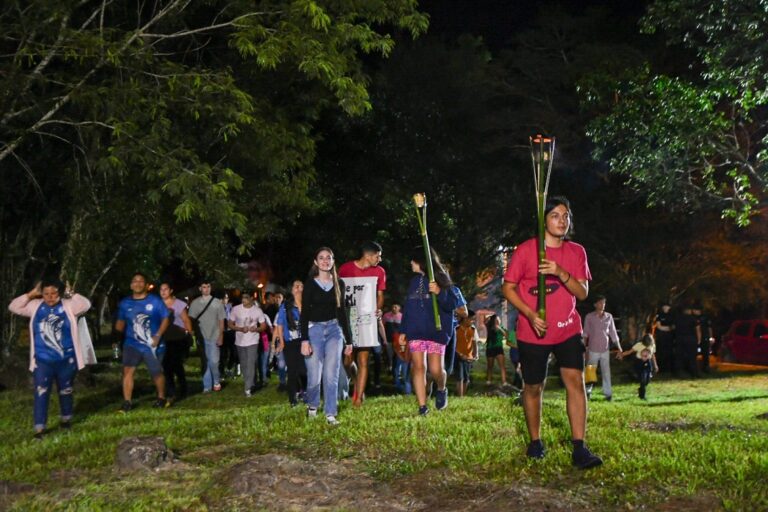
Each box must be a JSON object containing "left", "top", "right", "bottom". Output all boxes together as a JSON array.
[
  {"left": 526, "top": 440, "right": 545, "bottom": 459},
  {"left": 572, "top": 446, "right": 603, "bottom": 470},
  {"left": 435, "top": 388, "right": 448, "bottom": 410},
  {"left": 119, "top": 400, "right": 133, "bottom": 413},
  {"left": 33, "top": 431, "right": 44, "bottom": 441},
  {"left": 152, "top": 397, "right": 169, "bottom": 408},
  {"left": 60, "top": 420, "right": 72, "bottom": 430},
  {"left": 605, "top": 395, "right": 612, "bottom": 402},
  {"left": 418, "top": 405, "right": 429, "bottom": 417}
]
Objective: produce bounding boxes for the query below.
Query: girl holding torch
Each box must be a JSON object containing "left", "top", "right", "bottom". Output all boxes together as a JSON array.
[
  {"left": 501, "top": 196, "right": 603, "bottom": 470},
  {"left": 399, "top": 246, "right": 463, "bottom": 416}
]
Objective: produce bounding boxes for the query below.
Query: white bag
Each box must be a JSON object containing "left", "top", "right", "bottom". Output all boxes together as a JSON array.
[{"left": 78, "top": 317, "right": 98, "bottom": 365}]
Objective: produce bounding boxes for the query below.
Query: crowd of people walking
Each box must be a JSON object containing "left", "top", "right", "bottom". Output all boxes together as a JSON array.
[{"left": 7, "top": 196, "right": 720, "bottom": 470}]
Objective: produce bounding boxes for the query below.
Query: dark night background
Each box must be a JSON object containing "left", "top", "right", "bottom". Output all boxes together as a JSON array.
[{"left": 1, "top": 0, "right": 766, "bottom": 351}]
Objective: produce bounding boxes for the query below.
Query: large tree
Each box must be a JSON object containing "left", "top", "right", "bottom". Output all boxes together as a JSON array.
[
  {"left": 0, "top": 0, "right": 427, "bottom": 355},
  {"left": 585, "top": 0, "right": 768, "bottom": 226}
]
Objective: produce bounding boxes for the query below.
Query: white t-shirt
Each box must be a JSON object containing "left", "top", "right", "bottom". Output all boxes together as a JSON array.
[{"left": 231, "top": 304, "right": 267, "bottom": 347}]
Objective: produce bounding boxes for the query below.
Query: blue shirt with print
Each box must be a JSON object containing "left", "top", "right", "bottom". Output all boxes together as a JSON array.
[
  {"left": 33, "top": 302, "right": 74, "bottom": 363},
  {"left": 117, "top": 294, "right": 170, "bottom": 354},
  {"left": 276, "top": 304, "right": 301, "bottom": 342}
]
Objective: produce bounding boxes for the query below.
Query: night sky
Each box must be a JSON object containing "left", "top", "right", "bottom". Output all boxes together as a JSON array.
[{"left": 419, "top": 0, "right": 649, "bottom": 50}]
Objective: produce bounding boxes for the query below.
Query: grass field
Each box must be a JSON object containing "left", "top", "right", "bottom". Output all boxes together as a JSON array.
[{"left": 1, "top": 353, "right": 767, "bottom": 511}]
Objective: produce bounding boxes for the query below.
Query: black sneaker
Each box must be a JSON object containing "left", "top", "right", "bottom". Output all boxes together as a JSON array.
[
  {"left": 152, "top": 397, "right": 170, "bottom": 408},
  {"left": 418, "top": 405, "right": 429, "bottom": 417},
  {"left": 33, "top": 431, "right": 44, "bottom": 441},
  {"left": 435, "top": 388, "right": 448, "bottom": 411},
  {"left": 119, "top": 400, "right": 133, "bottom": 413},
  {"left": 526, "top": 440, "right": 545, "bottom": 459},
  {"left": 572, "top": 446, "right": 603, "bottom": 470},
  {"left": 60, "top": 420, "right": 72, "bottom": 430}
]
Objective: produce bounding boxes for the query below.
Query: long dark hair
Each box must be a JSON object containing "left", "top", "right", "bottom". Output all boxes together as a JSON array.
[
  {"left": 485, "top": 314, "right": 499, "bottom": 336},
  {"left": 308, "top": 247, "right": 342, "bottom": 307},
  {"left": 411, "top": 246, "right": 452, "bottom": 289},
  {"left": 282, "top": 281, "right": 301, "bottom": 332}
]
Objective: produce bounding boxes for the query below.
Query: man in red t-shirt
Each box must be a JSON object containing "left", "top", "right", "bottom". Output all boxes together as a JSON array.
[
  {"left": 502, "top": 196, "right": 602, "bottom": 470},
  {"left": 339, "top": 241, "right": 386, "bottom": 407}
]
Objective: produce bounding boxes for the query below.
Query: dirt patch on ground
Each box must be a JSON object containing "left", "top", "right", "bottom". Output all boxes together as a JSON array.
[
  {"left": 632, "top": 420, "right": 740, "bottom": 433},
  {"left": 0, "top": 480, "right": 35, "bottom": 510},
  {"left": 217, "top": 453, "right": 422, "bottom": 511},
  {"left": 216, "top": 455, "right": 603, "bottom": 511},
  {"left": 652, "top": 492, "right": 723, "bottom": 511}
]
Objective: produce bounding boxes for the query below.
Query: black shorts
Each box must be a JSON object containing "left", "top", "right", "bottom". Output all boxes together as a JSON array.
[
  {"left": 486, "top": 346, "right": 504, "bottom": 359},
  {"left": 518, "top": 334, "right": 585, "bottom": 385},
  {"left": 123, "top": 344, "right": 164, "bottom": 378}
]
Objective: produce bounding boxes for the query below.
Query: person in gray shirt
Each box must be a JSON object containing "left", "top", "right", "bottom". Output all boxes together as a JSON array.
[{"left": 188, "top": 280, "right": 226, "bottom": 392}]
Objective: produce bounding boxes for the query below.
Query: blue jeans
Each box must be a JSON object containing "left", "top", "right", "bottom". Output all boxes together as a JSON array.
[
  {"left": 393, "top": 357, "right": 412, "bottom": 395},
  {"left": 202, "top": 339, "right": 221, "bottom": 391},
  {"left": 33, "top": 357, "right": 77, "bottom": 431},
  {"left": 277, "top": 351, "right": 287, "bottom": 385},
  {"left": 258, "top": 350, "right": 269, "bottom": 383},
  {"left": 337, "top": 348, "right": 349, "bottom": 401},
  {"left": 305, "top": 320, "right": 344, "bottom": 416}
]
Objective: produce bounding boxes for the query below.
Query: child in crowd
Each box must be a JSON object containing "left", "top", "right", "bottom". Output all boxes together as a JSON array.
[
  {"left": 619, "top": 334, "right": 659, "bottom": 399},
  {"left": 484, "top": 314, "right": 508, "bottom": 386},
  {"left": 506, "top": 328, "right": 523, "bottom": 389},
  {"left": 454, "top": 310, "right": 479, "bottom": 397},
  {"left": 399, "top": 246, "right": 463, "bottom": 416}
]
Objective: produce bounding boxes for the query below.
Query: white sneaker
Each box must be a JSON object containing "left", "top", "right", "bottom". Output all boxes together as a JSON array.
[
  {"left": 245, "top": 390, "right": 252, "bottom": 397},
  {"left": 326, "top": 415, "right": 339, "bottom": 425},
  {"left": 307, "top": 407, "right": 318, "bottom": 419}
]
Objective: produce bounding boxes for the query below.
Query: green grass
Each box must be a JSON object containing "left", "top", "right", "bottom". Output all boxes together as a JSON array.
[{"left": 1, "top": 357, "right": 767, "bottom": 511}]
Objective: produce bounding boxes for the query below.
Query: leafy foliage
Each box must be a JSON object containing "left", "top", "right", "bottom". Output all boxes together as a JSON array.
[
  {"left": 0, "top": 0, "right": 427, "bottom": 353},
  {"left": 585, "top": 0, "right": 768, "bottom": 225}
]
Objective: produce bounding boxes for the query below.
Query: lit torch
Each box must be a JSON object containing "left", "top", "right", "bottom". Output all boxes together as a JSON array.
[
  {"left": 413, "top": 193, "right": 441, "bottom": 330},
  {"left": 529, "top": 135, "right": 555, "bottom": 325}
]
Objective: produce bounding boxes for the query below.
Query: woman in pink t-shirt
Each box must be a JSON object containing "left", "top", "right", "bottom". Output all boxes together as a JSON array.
[{"left": 502, "top": 196, "right": 602, "bottom": 470}]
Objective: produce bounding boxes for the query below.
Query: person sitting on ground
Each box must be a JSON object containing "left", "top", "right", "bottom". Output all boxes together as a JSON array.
[{"left": 9, "top": 280, "right": 91, "bottom": 440}]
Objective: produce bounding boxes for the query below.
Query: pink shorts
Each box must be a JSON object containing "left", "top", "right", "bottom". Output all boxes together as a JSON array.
[{"left": 408, "top": 339, "right": 446, "bottom": 355}]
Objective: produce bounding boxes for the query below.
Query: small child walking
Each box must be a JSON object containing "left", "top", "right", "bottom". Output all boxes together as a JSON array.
[{"left": 619, "top": 334, "right": 659, "bottom": 400}]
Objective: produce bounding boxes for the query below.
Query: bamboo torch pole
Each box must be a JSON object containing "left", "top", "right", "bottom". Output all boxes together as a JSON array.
[
  {"left": 529, "top": 135, "right": 556, "bottom": 325},
  {"left": 413, "top": 193, "right": 442, "bottom": 330}
]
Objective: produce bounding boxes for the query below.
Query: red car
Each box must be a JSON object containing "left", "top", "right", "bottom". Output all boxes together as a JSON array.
[{"left": 719, "top": 320, "right": 768, "bottom": 365}]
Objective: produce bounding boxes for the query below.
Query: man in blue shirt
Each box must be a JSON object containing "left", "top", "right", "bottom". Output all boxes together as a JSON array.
[{"left": 116, "top": 272, "right": 171, "bottom": 411}]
